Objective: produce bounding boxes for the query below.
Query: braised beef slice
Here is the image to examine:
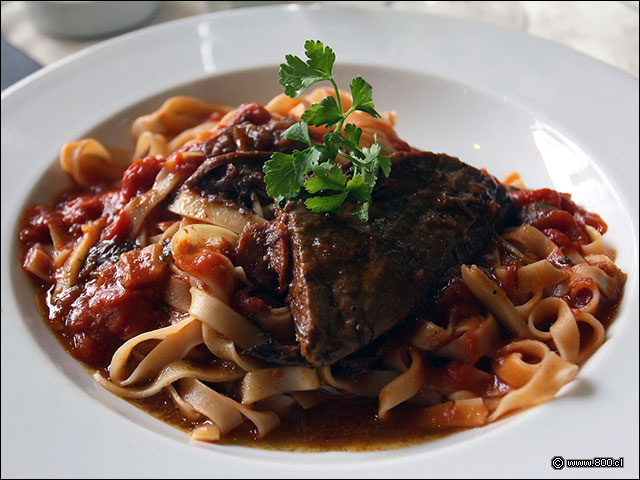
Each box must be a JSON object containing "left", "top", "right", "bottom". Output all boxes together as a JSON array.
[
  {"left": 235, "top": 219, "right": 290, "bottom": 296},
  {"left": 285, "top": 151, "right": 517, "bottom": 367},
  {"left": 181, "top": 116, "right": 303, "bottom": 294}
]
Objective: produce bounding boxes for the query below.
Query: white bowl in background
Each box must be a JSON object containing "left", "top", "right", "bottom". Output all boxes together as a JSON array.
[{"left": 23, "top": 1, "right": 158, "bottom": 39}]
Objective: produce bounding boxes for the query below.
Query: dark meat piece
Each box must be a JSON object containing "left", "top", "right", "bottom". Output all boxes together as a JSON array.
[
  {"left": 78, "top": 240, "right": 136, "bottom": 282},
  {"left": 187, "top": 116, "right": 307, "bottom": 159},
  {"left": 182, "top": 117, "right": 306, "bottom": 213},
  {"left": 84, "top": 240, "right": 136, "bottom": 267},
  {"left": 241, "top": 344, "right": 305, "bottom": 366},
  {"left": 184, "top": 151, "right": 273, "bottom": 211},
  {"left": 332, "top": 356, "right": 376, "bottom": 378},
  {"left": 235, "top": 218, "right": 290, "bottom": 295},
  {"left": 285, "top": 151, "right": 517, "bottom": 367}
]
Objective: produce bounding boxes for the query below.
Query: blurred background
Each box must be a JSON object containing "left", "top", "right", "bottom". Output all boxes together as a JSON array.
[{"left": 1, "top": 1, "right": 638, "bottom": 90}]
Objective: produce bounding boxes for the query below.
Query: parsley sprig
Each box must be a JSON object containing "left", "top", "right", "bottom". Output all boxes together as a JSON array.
[{"left": 263, "top": 40, "right": 390, "bottom": 220}]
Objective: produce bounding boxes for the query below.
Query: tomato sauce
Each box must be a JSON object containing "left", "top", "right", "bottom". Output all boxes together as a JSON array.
[
  {"left": 499, "top": 265, "right": 519, "bottom": 294},
  {"left": 216, "top": 102, "right": 271, "bottom": 130},
  {"left": 172, "top": 151, "right": 204, "bottom": 177},
  {"left": 46, "top": 246, "right": 170, "bottom": 367},
  {"left": 511, "top": 187, "right": 607, "bottom": 235},
  {"left": 121, "top": 155, "right": 164, "bottom": 201},
  {"left": 231, "top": 289, "right": 268, "bottom": 316},
  {"left": 431, "top": 277, "right": 484, "bottom": 325}
]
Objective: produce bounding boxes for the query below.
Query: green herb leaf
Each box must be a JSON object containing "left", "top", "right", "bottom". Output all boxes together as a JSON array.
[
  {"left": 304, "top": 163, "right": 347, "bottom": 193},
  {"left": 266, "top": 41, "right": 393, "bottom": 220},
  {"left": 282, "top": 121, "right": 312, "bottom": 146},
  {"left": 301, "top": 95, "right": 343, "bottom": 127},
  {"left": 355, "top": 201, "right": 370, "bottom": 221},
  {"left": 344, "top": 123, "right": 363, "bottom": 147},
  {"left": 263, "top": 152, "right": 300, "bottom": 201},
  {"left": 305, "top": 192, "right": 348, "bottom": 213},
  {"left": 353, "top": 142, "right": 391, "bottom": 187},
  {"left": 323, "top": 131, "right": 362, "bottom": 161},
  {"left": 279, "top": 41, "right": 336, "bottom": 98},
  {"left": 304, "top": 40, "right": 336, "bottom": 78},
  {"left": 345, "top": 174, "right": 372, "bottom": 203},
  {"left": 279, "top": 56, "right": 330, "bottom": 98},
  {"left": 314, "top": 131, "right": 339, "bottom": 163},
  {"left": 263, "top": 148, "right": 321, "bottom": 200},
  {"left": 377, "top": 153, "right": 392, "bottom": 178},
  {"left": 350, "top": 76, "right": 380, "bottom": 118},
  {"left": 293, "top": 147, "right": 323, "bottom": 179},
  {"left": 364, "top": 141, "right": 392, "bottom": 178}
]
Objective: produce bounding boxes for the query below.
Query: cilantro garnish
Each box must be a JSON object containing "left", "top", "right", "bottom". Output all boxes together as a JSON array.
[{"left": 263, "top": 40, "right": 391, "bottom": 221}]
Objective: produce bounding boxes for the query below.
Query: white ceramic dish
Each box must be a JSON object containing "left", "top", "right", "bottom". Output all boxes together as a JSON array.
[{"left": 1, "top": 4, "right": 638, "bottom": 478}]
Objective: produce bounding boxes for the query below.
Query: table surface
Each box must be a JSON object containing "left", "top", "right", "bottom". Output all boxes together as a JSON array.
[{"left": 1, "top": 0, "right": 638, "bottom": 91}]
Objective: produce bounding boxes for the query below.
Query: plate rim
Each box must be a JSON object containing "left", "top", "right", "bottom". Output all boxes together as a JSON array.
[{"left": 2, "top": 4, "right": 638, "bottom": 478}]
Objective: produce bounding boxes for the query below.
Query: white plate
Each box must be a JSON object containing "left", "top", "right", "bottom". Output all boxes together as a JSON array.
[{"left": 2, "top": 4, "right": 638, "bottom": 478}]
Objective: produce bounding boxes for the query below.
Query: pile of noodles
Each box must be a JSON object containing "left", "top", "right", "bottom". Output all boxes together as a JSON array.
[{"left": 23, "top": 89, "right": 626, "bottom": 442}]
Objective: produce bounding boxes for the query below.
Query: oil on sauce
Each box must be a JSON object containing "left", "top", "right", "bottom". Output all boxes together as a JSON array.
[{"left": 132, "top": 393, "right": 459, "bottom": 452}]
